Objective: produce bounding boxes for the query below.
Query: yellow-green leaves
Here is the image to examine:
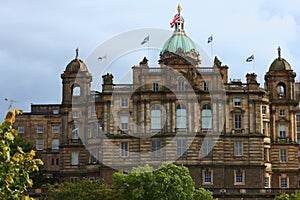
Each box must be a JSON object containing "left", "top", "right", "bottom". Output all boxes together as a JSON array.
[{"left": 0, "top": 110, "right": 43, "bottom": 200}]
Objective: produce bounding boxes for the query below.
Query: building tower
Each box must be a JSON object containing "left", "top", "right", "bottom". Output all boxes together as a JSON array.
[
  {"left": 265, "top": 47, "right": 299, "bottom": 188},
  {"left": 60, "top": 49, "right": 93, "bottom": 181}
]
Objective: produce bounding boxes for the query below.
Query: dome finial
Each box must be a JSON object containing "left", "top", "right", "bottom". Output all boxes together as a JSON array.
[
  {"left": 177, "top": 4, "right": 182, "bottom": 13},
  {"left": 278, "top": 46, "right": 281, "bottom": 60},
  {"left": 75, "top": 48, "right": 79, "bottom": 60}
]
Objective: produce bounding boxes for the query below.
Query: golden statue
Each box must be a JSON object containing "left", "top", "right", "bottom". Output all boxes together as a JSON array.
[{"left": 177, "top": 4, "right": 182, "bottom": 13}]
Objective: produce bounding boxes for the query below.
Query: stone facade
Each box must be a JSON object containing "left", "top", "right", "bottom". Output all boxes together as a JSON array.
[{"left": 13, "top": 7, "right": 299, "bottom": 198}]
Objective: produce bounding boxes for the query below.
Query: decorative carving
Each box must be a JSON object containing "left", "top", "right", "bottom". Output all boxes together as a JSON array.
[{"left": 102, "top": 73, "right": 114, "bottom": 85}]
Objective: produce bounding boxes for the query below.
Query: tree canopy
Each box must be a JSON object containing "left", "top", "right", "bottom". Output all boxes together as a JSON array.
[
  {"left": 0, "top": 110, "right": 43, "bottom": 200},
  {"left": 42, "top": 163, "right": 213, "bottom": 200}
]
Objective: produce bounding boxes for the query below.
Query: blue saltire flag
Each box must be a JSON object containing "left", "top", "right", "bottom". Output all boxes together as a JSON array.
[
  {"left": 207, "top": 35, "right": 213, "bottom": 44},
  {"left": 246, "top": 54, "right": 254, "bottom": 62},
  {"left": 141, "top": 35, "right": 150, "bottom": 45}
]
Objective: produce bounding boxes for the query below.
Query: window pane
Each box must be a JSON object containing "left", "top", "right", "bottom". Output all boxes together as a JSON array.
[
  {"left": 176, "top": 105, "right": 187, "bottom": 129},
  {"left": 52, "top": 139, "right": 59, "bottom": 150},
  {"left": 280, "top": 149, "right": 287, "bottom": 162},
  {"left": 36, "top": 139, "right": 44, "bottom": 150},
  {"left": 279, "top": 125, "right": 286, "bottom": 138},
  {"left": 151, "top": 105, "right": 161, "bottom": 129},
  {"left": 18, "top": 126, "right": 24, "bottom": 133},
  {"left": 72, "top": 125, "right": 79, "bottom": 140},
  {"left": 71, "top": 151, "right": 79, "bottom": 165},
  {"left": 202, "top": 105, "right": 212, "bottom": 129},
  {"left": 151, "top": 140, "right": 161, "bottom": 157},
  {"left": 235, "top": 141, "right": 242, "bottom": 156},
  {"left": 121, "top": 142, "right": 128, "bottom": 157},
  {"left": 204, "top": 170, "right": 212, "bottom": 183},
  {"left": 37, "top": 125, "right": 44, "bottom": 133},
  {"left": 177, "top": 139, "right": 187, "bottom": 157},
  {"left": 202, "top": 140, "right": 212, "bottom": 158}
]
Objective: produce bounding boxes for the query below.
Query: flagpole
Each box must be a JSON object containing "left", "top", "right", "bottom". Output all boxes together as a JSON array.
[
  {"left": 253, "top": 56, "right": 255, "bottom": 73},
  {"left": 147, "top": 37, "right": 150, "bottom": 60},
  {"left": 211, "top": 38, "right": 214, "bottom": 66}
]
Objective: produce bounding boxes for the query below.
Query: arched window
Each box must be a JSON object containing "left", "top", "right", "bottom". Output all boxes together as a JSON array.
[
  {"left": 277, "top": 82, "right": 286, "bottom": 98},
  {"left": 202, "top": 104, "right": 212, "bottom": 129},
  {"left": 176, "top": 104, "right": 187, "bottom": 129},
  {"left": 151, "top": 104, "right": 161, "bottom": 130},
  {"left": 72, "top": 85, "right": 81, "bottom": 96}
]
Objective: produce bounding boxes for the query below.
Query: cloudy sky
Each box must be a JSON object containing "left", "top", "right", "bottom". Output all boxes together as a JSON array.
[{"left": 1, "top": 0, "right": 300, "bottom": 119}]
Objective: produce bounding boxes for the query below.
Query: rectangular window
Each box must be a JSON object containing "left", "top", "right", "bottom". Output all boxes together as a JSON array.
[
  {"left": 279, "top": 124, "right": 286, "bottom": 138},
  {"left": 279, "top": 109, "right": 285, "bottom": 116},
  {"left": 262, "top": 106, "right": 267, "bottom": 115},
  {"left": 204, "top": 81, "right": 209, "bottom": 91},
  {"left": 298, "top": 138, "right": 300, "bottom": 145},
  {"left": 178, "top": 81, "right": 185, "bottom": 91},
  {"left": 18, "top": 126, "right": 24, "bottom": 134},
  {"left": 53, "top": 109, "right": 59, "bottom": 115},
  {"left": 202, "top": 140, "right": 212, "bottom": 158},
  {"left": 56, "top": 158, "right": 59, "bottom": 165},
  {"left": 151, "top": 140, "right": 161, "bottom": 157},
  {"left": 37, "top": 125, "right": 44, "bottom": 133},
  {"left": 234, "top": 97, "right": 241, "bottom": 107},
  {"left": 153, "top": 82, "right": 159, "bottom": 92},
  {"left": 120, "top": 98, "right": 129, "bottom": 108},
  {"left": 52, "top": 125, "right": 59, "bottom": 133},
  {"left": 36, "top": 139, "right": 44, "bottom": 150},
  {"left": 297, "top": 126, "right": 300, "bottom": 133},
  {"left": 121, "top": 116, "right": 129, "bottom": 131},
  {"left": 264, "top": 177, "right": 270, "bottom": 188},
  {"left": 72, "top": 111, "right": 78, "bottom": 118},
  {"left": 262, "top": 122, "right": 265, "bottom": 135},
  {"left": 52, "top": 139, "right": 59, "bottom": 150},
  {"left": 71, "top": 151, "right": 79, "bottom": 165},
  {"left": 72, "top": 125, "right": 79, "bottom": 140},
  {"left": 234, "top": 114, "right": 242, "bottom": 129},
  {"left": 177, "top": 139, "right": 187, "bottom": 157},
  {"left": 203, "top": 170, "right": 212, "bottom": 184},
  {"left": 280, "top": 177, "right": 288, "bottom": 188},
  {"left": 70, "top": 177, "right": 78, "bottom": 184},
  {"left": 297, "top": 115, "right": 300, "bottom": 122},
  {"left": 121, "top": 142, "right": 128, "bottom": 157},
  {"left": 51, "top": 158, "right": 55, "bottom": 165},
  {"left": 235, "top": 141, "right": 243, "bottom": 156},
  {"left": 280, "top": 149, "right": 287, "bottom": 163},
  {"left": 91, "top": 149, "right": 97, "bottom": 164},
  {"left": 235, "top": 170, "right": 244, "bottom": 185}
]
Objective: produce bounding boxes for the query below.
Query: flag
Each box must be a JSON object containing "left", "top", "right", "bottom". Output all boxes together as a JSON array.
[
  {"left": 246, "top": 54, "right": 254, "bottom": 62},
  {"left": 170, "top": 13, "right": 180, "bottom": 28},
  {"left": 98, "top": 55, "right": 107, "bottom": 61},
  {"left": 207, "top": 35, "right": 213, "bottom": 44},
  {"left": 141, "top": 35, "right": 150, "bottom": 45}
]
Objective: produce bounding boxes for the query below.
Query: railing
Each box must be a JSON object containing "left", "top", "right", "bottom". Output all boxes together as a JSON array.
[
  {"left": 68, "top": 139, "right": 83, "bottom": 145},
  {"left": 113, "top": 84, "right": 134, "bottom": 89}
]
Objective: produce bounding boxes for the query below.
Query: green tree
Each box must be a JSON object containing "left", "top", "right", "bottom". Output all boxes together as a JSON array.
[
  {"left": 274, "top": 189, "right": 300, "bottom": 200},
  {"left": 113, "top": 163, "right": 214, "bottom": 200},
  {"left": 0, "top": 110, "right": 44, "bottom": 200},
  {"left": 11, "top": 135, "right": 48, "bottom": 187},
  {"left": 274, "top": 193, "right": 290, "bottom": 200},
  {"left": 40, "top": 179, "right": 114, "bottom": 200}
]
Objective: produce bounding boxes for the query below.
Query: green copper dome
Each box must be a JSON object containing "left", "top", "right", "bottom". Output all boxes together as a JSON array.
[{"left": 162, "top": 32, "right": 198, "bottom": 54}]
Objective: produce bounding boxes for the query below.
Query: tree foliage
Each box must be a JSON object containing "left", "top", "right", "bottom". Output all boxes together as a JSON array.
[
  {"left": 42, "top": 163, "right": 213, "bottom": 200},
  {"left": 40, "top": 179, "right": 114, "bottom": 200},
  {"left": 274, "top": 189, "right": 300, "bottom": 200},
  {"left": 113, "top": 163, "right": 213, "bottom": 200},
  {"left": 0, "top": 110, "right": 44, "bottom": 200}
]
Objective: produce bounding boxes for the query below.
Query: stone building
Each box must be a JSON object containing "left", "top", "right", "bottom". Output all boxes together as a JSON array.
[{"left": 14, "top": 5, "right": 299, "bottom": 198}]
